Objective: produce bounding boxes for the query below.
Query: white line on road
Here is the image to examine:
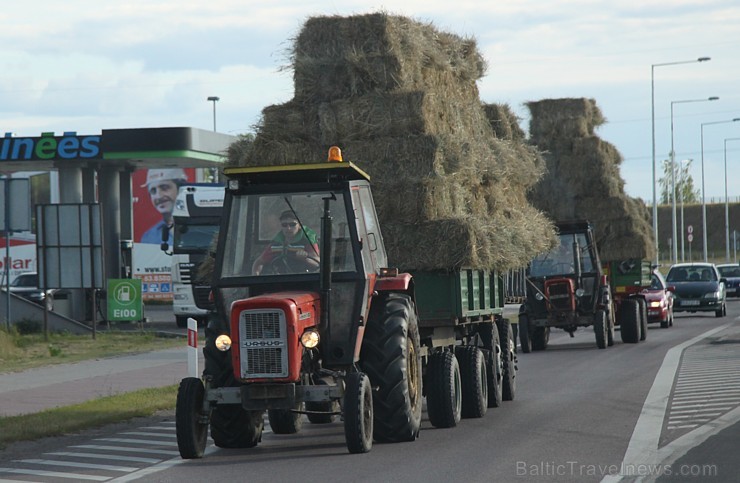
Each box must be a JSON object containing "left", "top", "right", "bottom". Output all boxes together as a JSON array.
[
  {"left": 71, "top": 445, "right": 180, "bottom": 456},
  {"left": 0, "top": 467, "right": 108, "bottom": 481},
  {"left": 15, "top": 458, "right": 138, "bottom": 472},
  {"left": 48, "top": 452, "right": 162, "bottom": 464}
]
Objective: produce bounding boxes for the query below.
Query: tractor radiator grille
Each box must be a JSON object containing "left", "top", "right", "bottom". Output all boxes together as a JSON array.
[
  {"left": 547, "top": 282, "right": 572, "bottom": 311},
  {"left": 238, "top": 309, "right": 288, "bottom": 379}
]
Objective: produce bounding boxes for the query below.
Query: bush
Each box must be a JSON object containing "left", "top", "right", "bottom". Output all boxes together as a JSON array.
[{"left": 14, "top": 318, "right": 42, "bottom": 335}]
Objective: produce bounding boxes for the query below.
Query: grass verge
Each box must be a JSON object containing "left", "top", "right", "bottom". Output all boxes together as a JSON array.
[
  {"left": 0, "top": 384, "right": 178, "bottom": 450},
  {"left": 0, "top": 329, "right": 184, "bottom": 373}
]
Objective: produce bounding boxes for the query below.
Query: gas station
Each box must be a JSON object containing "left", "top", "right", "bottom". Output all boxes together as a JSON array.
[{"left": 1, "top": 127, "right": 236, "bottom": 326}]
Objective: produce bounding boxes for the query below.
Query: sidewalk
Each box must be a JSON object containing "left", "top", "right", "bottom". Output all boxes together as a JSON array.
[{"left": 0, "top": 345, "right": 202, "bottom": 417}]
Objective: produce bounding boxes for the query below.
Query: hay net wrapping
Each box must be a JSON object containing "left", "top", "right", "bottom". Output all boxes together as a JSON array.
[
  {"left": 229, "top": 12, "right": 555, "bottom": 272},
  {"left": 526, "top": 98, "right": 655, "bottom": 262}
]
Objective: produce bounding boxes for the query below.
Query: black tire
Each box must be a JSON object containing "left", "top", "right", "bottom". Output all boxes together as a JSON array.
[
  {"left": 593, "top": 309, "right": 607, "bottom": 349},
  {"left": 344, "top": 372, "right": 373, "bottom": 454},
  {"left": 496, "top": 318, "right": 517, "bottom": 401},
  {"left": 619, "top": 299, "right": 641, "bottom": 344},
  {"left": 715, "top": 302, "right": 726, "bottom": 318},
  {"left": 531, "top": 327, "right": 550, "bottom": 351},
  {"left": 478, "top": 322, "right": 503, "bottom": 408},
  {"left": 455, "top": 346, "right": 488, "bottom": 419},
  {"left": 268, "top": 403, "right": 303, "bottom": 434},
  {"left": 637, "top": 298, "right": 648, "bottom": 341},
  {"left": 176, "top": 316, "right": 188, "bottom": 328},
  {"left": 426, "top": 351, "right": 462, "bottom": 428},
  {"left": 210, "top": 405, "right": 263, "bottom": 448},
  {"left": 176, "top": 377, "right": 208, "bottom": 459},
  {"left": 518, "top": 314, "right": 532, "bottom": 354},
  {"left": 360, "top": 293, "right": 422, "bottom": 443}
]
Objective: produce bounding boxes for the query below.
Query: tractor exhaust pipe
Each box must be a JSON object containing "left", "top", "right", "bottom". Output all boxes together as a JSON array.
[{"left": 320, "top": 194, "right": 335, "bottom": 330}]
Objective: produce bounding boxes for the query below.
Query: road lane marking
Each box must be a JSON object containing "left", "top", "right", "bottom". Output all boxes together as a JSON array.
[
  {"left": 15, "top": 458, "right": 137, "bottom": 472},
  {"left": 48, "top": 452, "right": 162, "bottom": 464},
  {"left": 71, "top": 445, "right": 180, "bottom": 456},
  {"left": 0, "top": 468, "right": 108, "bottom": 481}
]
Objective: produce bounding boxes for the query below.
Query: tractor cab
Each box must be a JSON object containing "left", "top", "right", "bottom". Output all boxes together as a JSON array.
[{"left": 213, "top": 149, "right": 387, "bottom": 368}]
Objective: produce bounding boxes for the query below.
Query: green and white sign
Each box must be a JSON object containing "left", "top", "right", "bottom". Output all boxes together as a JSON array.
[{"left": 107, "top": 279, "right": 143, "bottom": 321}]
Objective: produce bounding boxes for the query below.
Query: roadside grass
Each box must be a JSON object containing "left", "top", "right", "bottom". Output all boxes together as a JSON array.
[
  {"left": 0, "top": 385, "right": 178, "bottom": 449},
  {"left": 0, "top": 328, "right": 184, "bottom": 373}
]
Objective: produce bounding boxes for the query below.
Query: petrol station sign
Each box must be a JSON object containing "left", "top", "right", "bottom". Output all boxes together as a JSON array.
[{"left": 107, "top": 278, "right": 143, "bottom": 321}]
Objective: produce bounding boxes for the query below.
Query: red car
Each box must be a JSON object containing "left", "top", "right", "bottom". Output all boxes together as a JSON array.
[{"left": 641, "top": 270, "right": 674, "bottom": 328}]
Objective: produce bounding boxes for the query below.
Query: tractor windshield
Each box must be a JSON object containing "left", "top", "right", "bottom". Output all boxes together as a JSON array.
[
  {"left": 220, "top": 190, "right": 356, "bottom": 278},
  {"left": 529, "top": 232, "right": 594, "bottom": 277}
]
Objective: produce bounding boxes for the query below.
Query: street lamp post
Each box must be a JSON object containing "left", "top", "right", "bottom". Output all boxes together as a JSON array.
[
  {"left": 207, "top": 96, "right": 220, "bottom": 132},
  {"left": 724, "top": 138, "right": 740, "bottom": 262},
  {"left": 680, "top": 159, "right": 691, "bottom": 262},
  {"left": 651, "top": 57, "right": 710, "bottom": 266},
  {"left": 669, "top": 97, "right": 719, "bottom": 264},
  {"left": 700, "top": 118, "right": 740, "bottom": 261}
]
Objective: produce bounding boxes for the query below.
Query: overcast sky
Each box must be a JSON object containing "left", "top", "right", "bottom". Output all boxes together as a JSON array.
[{"left": 3, "top": 0, "right": 739, "bottom": 202}]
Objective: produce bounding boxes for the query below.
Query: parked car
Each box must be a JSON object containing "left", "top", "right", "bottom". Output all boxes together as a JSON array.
[
  {"left": 642, "top": 269, "right": 674, "bottom": 328},
  {"left": 6, "top": 272, "right": 54, "bottom": 310},
  {"left": 665, "top": 263, "right": 726, "bottom": 318},
  {"left": 716, "top": 263, "right": 740, "bottom": 297}
]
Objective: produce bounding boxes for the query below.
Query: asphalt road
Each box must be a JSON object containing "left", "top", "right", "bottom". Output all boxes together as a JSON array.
[{"left": 1, "top": 301, "right": 738, "bottom": 482}]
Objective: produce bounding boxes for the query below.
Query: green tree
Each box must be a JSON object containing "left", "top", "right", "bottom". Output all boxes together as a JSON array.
[{"left": 659, "top": 158, "right": 700, "bottom": 205}]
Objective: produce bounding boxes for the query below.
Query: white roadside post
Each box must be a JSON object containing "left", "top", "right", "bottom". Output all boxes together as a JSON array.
[{"left": 187, "top": 317, "right": 199, "bottom": 378}]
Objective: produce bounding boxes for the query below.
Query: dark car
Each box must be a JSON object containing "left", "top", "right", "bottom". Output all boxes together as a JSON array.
[
  {"left": 716, "top": 263, "right": 740, "bottom": 297},
  {"left": 7, "top": 272, "right": 53, "bottom": 310},
  {"left": 665, "top": 263, "right": 726, "bottom": 318},
  {"left": 642, "top": 270, "right": 674, "bottom": 328}
]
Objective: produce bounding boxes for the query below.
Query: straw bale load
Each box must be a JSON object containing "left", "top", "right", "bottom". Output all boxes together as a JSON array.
[
  {"left": 229, "top": 13, "right": 555, "bottom": 271},
  {"left": 526, "top": 98, "right": 655, "bottom": 262}
]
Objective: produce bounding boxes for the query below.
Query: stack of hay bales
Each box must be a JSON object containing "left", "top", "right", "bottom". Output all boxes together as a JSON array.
[
  {"left": 527, "top": 98, "right": 655, "bottom": 262},
  {"left": 230, "top": 13, "right": 555, "bottom": 271}
]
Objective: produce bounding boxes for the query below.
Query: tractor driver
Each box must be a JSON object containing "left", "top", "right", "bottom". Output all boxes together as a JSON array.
[{"left": 252, "top": 210, "right": 320, "bottom": 275}]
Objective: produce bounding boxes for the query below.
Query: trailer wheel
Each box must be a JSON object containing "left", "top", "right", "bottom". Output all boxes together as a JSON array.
[
  {"left": 532, "top": 327, "right": 550, "bottom": 351},
  {"left": 360, "top": 293, "right": 422, "bottom": 442},
  {"left": 497, "top": 318, "right": 517, "bottom": 401},
  {"left": 268, "top": 403, "right": 304, "bottom": 434},
  {"left": 455, "top": 346, "right": 488, "bottom": 418},
  {"left": 211, "top": 406, "right": 263, "bottom": 448},
  {"left": 619, "top": 299, "right": 641, "bottom": 343},
  {"left": 637, "top": 299, "right": 648, "bottom": 341},
  {"left": 593, "top": 310, "right": 607, "bottom": 349},
  {"left": 344, "top": 372, "right": 373, "bottom": 454},
  {"left": 426, "top": 351, "right": 462, "bottom": 428},
  {"left": 518, "top": 314, "right": 532, "bottom": 353},
  {"left": 478, "top": 322, "right": 503, "bottom": 408},
  {"left": 176, "top": 377, "right": 208, "bottom": 459}
]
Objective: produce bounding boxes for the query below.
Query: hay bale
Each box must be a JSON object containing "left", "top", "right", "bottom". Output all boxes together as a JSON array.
[
  {"left": 483, "top": 103, "right": 525, "bottom": 141},
  {"left": 228, "top": 13, "right": 556, "bottom": 271},
  {"left": 527, "top": 98, "right": 655, "bottom": 262}
]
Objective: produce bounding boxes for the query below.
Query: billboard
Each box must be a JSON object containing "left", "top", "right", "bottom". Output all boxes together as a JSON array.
[{"left": 132, "top": 167, "right": 197, "bottom": 301}]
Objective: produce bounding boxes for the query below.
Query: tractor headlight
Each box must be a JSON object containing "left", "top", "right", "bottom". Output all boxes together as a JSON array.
[
  {"left": 215, "top": 334, "right": 232, "bottom": 351},
  {"left": 300, "top": 328, "right": 320, "bottom": 348},
  {"left": 575, "top": 288, "right": 585, "bottom": 297},
  {"left": 535, "top": 292, "right": 544, "bottom": 301}
]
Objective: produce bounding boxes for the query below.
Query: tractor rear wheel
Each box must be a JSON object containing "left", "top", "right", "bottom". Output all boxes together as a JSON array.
[
  {"left": 344, "top": 372, "right": 373, "bottom": 454},
  {"left": 637, "top": 299, "right": 648, "bottom": 341},
  {"left": 361, "top": 293, "right": 422, "bottom": 442},
  {"left": 593, "top": 310, "right": 607, "bottom": 349},
  {"left": 518, "top": 314, "right": 532, "bottom": 353},
  {"left": 532, "top": 327, "right": 550, "bottom": 351},
  {"left": 426, "top": 351, "right": 462, "bottom": 428},
  {"left": 176, "top": 377, "right": 208, "bottom": 459}
]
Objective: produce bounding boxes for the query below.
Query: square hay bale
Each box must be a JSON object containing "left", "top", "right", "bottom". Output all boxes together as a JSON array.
[
  {"left": 483, "top": 103, "right": 526, "bottom": 141},
  {"left": 527, "top": 98, "right": 605, "bottom": 140}
]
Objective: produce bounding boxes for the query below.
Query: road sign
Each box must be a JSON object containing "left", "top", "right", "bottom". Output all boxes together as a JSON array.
[
  {"left": 688, "top": 225, "right": 693, "bottom": 234},
  {"left": 107, "top": 278, "right": 142, "bottom": 321},
  {"left": 688, "top": 234, "right": 694, "bottom": 243}
]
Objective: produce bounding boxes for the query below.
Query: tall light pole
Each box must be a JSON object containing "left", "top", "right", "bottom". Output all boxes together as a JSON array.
[
  {"left": 669, "top": 96, "right": 718, "bottom": 264},
  {"left": 724, "top": 138, "right": 740, "bottom": 262},
  {"left": 651, "top": 57, "right": 710, "bottom": 266},
  {"left": 207, "top": 96, "right": 220, "bottom": 132},
  {"left": 680, "top": 158, "right": 691, "bottom": 262},
  {"left": 700, "top": 118, "right": 740, "bottom": 261}
]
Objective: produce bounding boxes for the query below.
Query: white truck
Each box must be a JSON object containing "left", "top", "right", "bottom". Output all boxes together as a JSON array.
[{"left": 166, "top": 184, "right": 224, "bottom": 327}]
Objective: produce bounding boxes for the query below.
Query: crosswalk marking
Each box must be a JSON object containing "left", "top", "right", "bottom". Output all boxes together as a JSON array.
[
  {"left": 48, "top": 452, "right": 162, "bottom": 464},
  {"left": 0, "top": 468, "right": 109, "bottom": 481},
  {"left": 16, "top": 459, "right": 138, "bottom": 472}
]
